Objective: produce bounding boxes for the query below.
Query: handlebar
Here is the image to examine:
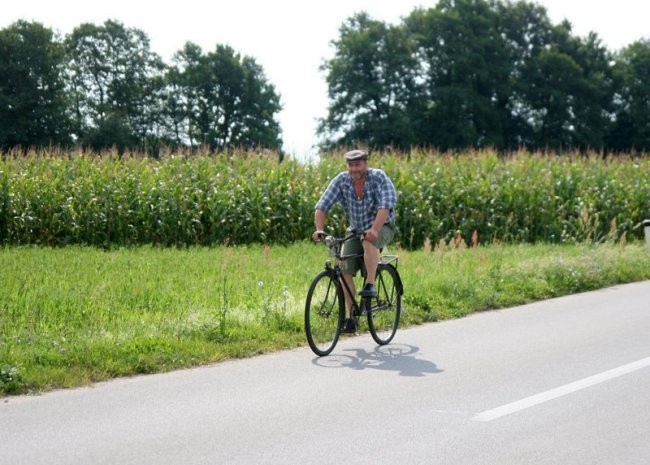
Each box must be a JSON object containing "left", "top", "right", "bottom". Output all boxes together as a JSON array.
[{"left": 314, "top": 230, "right": 363, "bottom": 244}]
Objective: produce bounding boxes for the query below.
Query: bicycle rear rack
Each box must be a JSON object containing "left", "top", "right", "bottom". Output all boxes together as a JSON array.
[{"left": 380, "top": 255, "right": 398, "bottom": 266}]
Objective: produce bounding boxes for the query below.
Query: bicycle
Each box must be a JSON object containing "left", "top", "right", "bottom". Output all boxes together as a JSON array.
[{"left": 305, "top": 231, "right": 404, "bottom": 356}]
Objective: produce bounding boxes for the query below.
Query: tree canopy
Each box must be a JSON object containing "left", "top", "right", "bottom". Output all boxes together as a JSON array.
[
  {"left": 0, "top": 19, "right": 282, "bottom": 155},
  {"left": 165, "top": 43, "right": 282, "bottom": 151},
  {"left": 0, "top": 21, "right": 71, "bottom": 151},
  {"left": 65, "top": 20, "right": 165, "bottom": 153},
  {"left": 0, "top": 2, "right": 649, "bottom": 156},
  {"left": 319, "top": 0, "right": 649, "bottom": 154}
]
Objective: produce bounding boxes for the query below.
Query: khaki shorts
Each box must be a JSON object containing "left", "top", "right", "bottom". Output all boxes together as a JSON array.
[{"left": 340, "top": 224, "right": 395, "bottom": 275}]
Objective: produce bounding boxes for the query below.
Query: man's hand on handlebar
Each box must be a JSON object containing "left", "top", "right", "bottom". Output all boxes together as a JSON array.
[{"left": 312, "top": 230, "right": 326, "bottom": 242}]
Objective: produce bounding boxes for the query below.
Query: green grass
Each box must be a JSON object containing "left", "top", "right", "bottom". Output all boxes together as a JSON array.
[{"left": 2, "top": 241, "right": 650, "bottom": 395}]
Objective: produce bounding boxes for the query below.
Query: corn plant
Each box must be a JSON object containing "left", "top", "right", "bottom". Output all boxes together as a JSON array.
[{"left": 0, "top": 150, "right": 648, "bottom": 248}]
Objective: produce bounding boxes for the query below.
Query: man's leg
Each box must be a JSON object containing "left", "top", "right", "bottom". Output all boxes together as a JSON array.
[
  {"left": 360, "top": 224, "right": 394, "bottom": 297},
  {"left": 341, "top": 271, "right": 356, "bottom": 318},
  {"left": 362, "top": 240, "right": 380, "bottom": 285},
  {"left": 340, "top": 271, "right": 360, "bottom": 332},
  {"left": 340, "top": 233, "right": 362, "bottom": 320}
]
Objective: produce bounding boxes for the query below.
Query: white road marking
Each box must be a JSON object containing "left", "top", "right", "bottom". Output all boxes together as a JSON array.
[{"left": 473, "top": 356, "right": 650, "bottom": 422}]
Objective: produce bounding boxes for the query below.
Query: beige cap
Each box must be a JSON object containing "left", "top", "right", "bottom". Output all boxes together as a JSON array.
[{"left": 343, "top": 150, "right": 368, "bottom": 161}]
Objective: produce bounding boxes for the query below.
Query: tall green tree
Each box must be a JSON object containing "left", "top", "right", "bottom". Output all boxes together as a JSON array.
[
  {"left": 165, "top": 43, "right": 282, "bottom": 152},
  {"left": 0, "top": 21, "right": 71, "bottom": 151},
  {"left": 517, "top": 26, "right": 615, "bottom": 152},
  {"left": 318, "top": 12, "right": 421, "bottom": 150},
  {"left": 64, "top": 20, "right": 164, "bottom": 153},
  {"left": 405, "top": 0, "right": 514, "bottom": 151},
  {"left": 493, "top": 0, "right": 557, "bottom": 149},
  {"left": 609, "top": 39, "right": 650, "bottom": 152}
]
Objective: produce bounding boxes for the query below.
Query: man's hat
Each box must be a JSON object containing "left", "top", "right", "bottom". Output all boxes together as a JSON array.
[{"left": 343, "top": 150, "right": 369, "bottom": 161}]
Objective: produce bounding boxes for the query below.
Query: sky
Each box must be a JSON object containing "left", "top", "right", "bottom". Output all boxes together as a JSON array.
[{"left": 3, "top": 0, "right": 649, "bottom": 160}]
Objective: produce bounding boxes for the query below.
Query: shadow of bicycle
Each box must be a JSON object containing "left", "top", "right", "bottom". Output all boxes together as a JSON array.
[{"left": 312, "top": 344, "right": 443, "bottom": 377}]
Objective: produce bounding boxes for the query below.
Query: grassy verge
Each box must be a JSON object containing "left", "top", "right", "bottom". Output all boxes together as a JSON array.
[{"left": 2, "top": 242, "right": 649, "bottom": 395}]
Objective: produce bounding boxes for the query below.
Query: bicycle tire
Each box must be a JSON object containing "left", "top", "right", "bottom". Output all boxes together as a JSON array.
[
  {"left": 305, "top": 270, "right": 345, "bottom": 356},
  {"left": 367, "top": 264, "right": 402, "bottom": 345}
]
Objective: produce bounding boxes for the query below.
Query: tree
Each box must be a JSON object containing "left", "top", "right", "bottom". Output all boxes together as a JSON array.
[
  {"left": 609, "top": 39, "right": 650, "bottom": 153},
  {"left": 516, "top": 24, "right": 615, "bottom": 152},
  {"left": 493, "top": 0, "right": 557, "bottom": 149},
  {"left": 64, "top": 19, "right": 165, "bottom": 153},
  {"left": 0, "top": 21, "right": 71, "bottom": 151},
  {"left": 405, "top": 0, "right": 515, "bottom": 151},
  {"left": 318, "top": 12, "right": 421, "bottom": 150},
  {"left": 564, "top": 33, "right": 616, "bottom": 152},
  {"left": 164, "top": 43, "right": 282, "bottom": 151}
]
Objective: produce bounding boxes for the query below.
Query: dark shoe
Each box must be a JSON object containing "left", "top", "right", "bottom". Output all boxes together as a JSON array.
[
  {"left": 359, "top": 283, "right": 377, "bottom": 297},
  {"left": 341, "top": 318, "right": 358, "bottom": 334}
]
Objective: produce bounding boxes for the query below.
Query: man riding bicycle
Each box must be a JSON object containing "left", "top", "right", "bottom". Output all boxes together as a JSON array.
[{"left": 312, "top": 149, "right": 398, "bottom": 333}]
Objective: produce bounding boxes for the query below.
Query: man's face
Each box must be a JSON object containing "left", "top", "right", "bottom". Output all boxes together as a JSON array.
[{"left": 347, "top": 160, "right": 367, "bottom": 181}]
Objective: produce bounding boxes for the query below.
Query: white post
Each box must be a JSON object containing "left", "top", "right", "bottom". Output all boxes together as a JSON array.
[{"left": 644, "top": 220, "right": 650, "bottom": 248}]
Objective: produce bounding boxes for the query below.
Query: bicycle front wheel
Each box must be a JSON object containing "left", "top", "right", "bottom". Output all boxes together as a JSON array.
[
  {"left": 305, "top": 270, "right": 345, "bottom": 356},
  {"left": 367, "top": 264, "right": 402, "bottom": 345}
]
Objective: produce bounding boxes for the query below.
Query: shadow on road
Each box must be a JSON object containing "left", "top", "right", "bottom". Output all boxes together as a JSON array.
[{"left": 312, "top": 344, "right": 443, "bottom": 377}]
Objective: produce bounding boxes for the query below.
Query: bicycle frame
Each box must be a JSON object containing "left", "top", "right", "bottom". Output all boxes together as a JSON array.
[
  {"left": 321, "top": 233, "right": 361, "bottom": 313},
  {"left": 322, "top": 231, "right": 397, "bottom": 317}
]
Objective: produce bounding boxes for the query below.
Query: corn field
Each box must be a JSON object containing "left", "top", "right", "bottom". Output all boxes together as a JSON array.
[{"left": 0, "top": 150, "right": 648, "bottom": 249}]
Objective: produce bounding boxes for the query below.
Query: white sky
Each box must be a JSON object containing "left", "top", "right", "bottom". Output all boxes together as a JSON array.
[{"left": 3, "top": 0, "right": 649, "bottom": 160}]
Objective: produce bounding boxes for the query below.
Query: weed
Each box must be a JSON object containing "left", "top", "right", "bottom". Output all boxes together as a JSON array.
[{"left": 0, "top": 365, "right": 24, "bottom": 394}]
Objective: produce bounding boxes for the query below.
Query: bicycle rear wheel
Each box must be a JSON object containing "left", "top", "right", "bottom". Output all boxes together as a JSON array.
[
  {"left": 305, "top": 270, "right": 344, "bottom": 356},
  {"left": 367, "top": 264, "right": 402, "bottom": 345}
]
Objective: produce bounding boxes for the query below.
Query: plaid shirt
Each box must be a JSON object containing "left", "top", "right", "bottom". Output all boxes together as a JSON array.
[{"left": 315, "top": 168, "right": 397, "bottom": 232}]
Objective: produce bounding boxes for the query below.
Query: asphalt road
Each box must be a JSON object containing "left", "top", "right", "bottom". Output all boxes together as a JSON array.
[{"left": 2, "top": 280, "right": 649, "bottom": 465}]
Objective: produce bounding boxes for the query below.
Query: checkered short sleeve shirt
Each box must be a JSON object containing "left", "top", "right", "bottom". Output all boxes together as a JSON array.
[{"left": 315, "top": 168, "right": 397, "bottom": 232}]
